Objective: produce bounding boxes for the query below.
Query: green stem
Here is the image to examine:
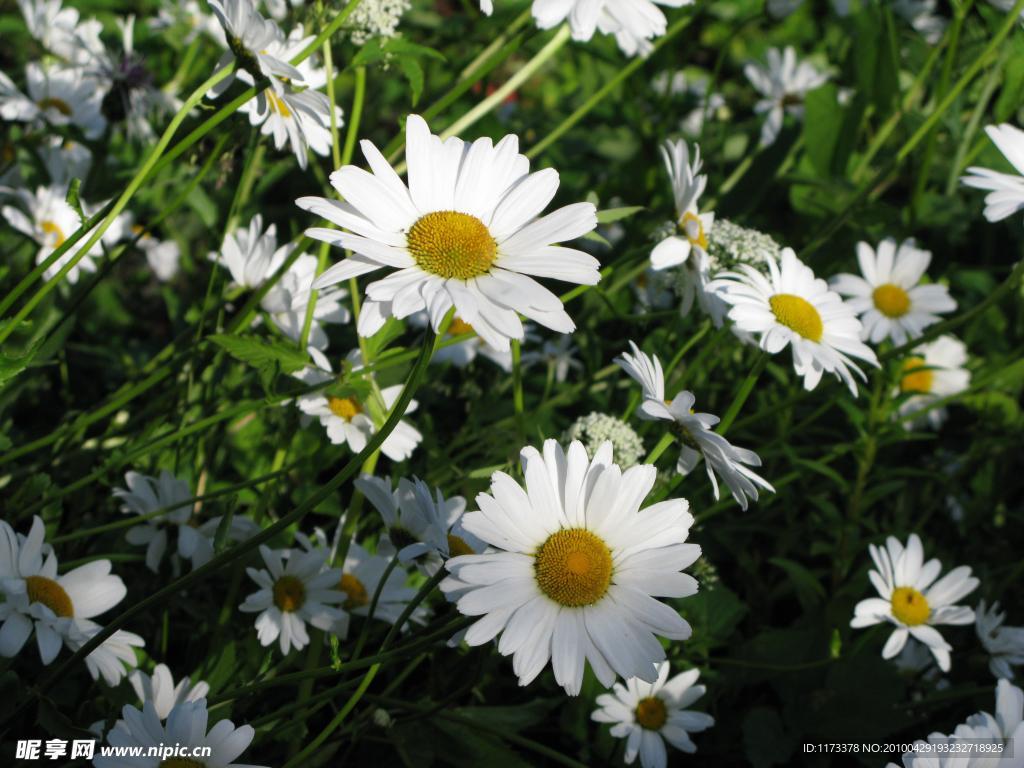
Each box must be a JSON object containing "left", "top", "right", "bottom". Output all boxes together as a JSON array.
[
  {"left": 341, "top": 66, "right": 366, "bottom": 168},
  {"left": 645, "top": 432, "right": 676, "bottom": 465},
  {"left": 349, "top": 556, "right": 401, "bottom": 663},
  {"left": 945, "top": 46, "right": 1009, "bottom": 194},
  {"left": 511, "top": 338, "right": 525, "bottom": 446},
  {"left": 715, "top": 351, "right": 769, "bottom": 436}
]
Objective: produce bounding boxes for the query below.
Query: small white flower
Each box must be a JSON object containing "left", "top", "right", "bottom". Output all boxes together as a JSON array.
[
  {"left": 976, "top": 601, "right": 1024, "bottom": 680},
  {"left": 961, "top": 124, "right": 1024, "bottom": 224},
  {"left": 851, "top": 533, "right": 978, "bottom": 672},
  {"left": 441, "top": 438, "right": 701, "bottom": 695},
  {"left": 0, "top": 62, "right": 107, "bottom": 139},
  {"left": 94, "top": 698, "right": 266, "bottom": 768},
  {"left": 206, "top": 0, "right": 303, "bottom": 99},
  {"left": 615, "top": 341, "right": 773, "bottom": 509},
  {"left": 895, "top": 335, "right": 971, "bottom": 430},
  {"left": 830, "top": 238, "right": 957, "bottom": 346},
  {"left": 745, "top": 46, "right": 829, "bottom": 147},
  {"left": 592, "top": 663, "right": 714, "bottom": 768},
  {"left": 208, "top": 213, "right": 282, "bottom": 289},
  {"left": 0, "top": 516, "right": 144, "bottom": 686},
  {"left": 128, "top": 663, "right": 210, "bottom": 720},
  {"left": 893, "top": 0, "right": 947, "bottom": 44},
  {"left": 298, "top": 114, "right": 600, "bottom": 352},
  {"left": 295, "top": 350, "right": 423, "bottom": 461},
  {"left": 39, "top": 135, "right": 92, "bottom": 188},
  {"left": 240, "top": 545, "right": 346, "bottom": 655},
  {"left": 709, "top": 248, "right": 879, "bottom": 395},
  {"left": 562, "top": 412, "right": 646, "bottom": 470},
  {"left": 135, "top": 229, "right": 182, "bottom": 282},
  {"left": 521, "top": 334, "right": 583, "bottom": 382}
]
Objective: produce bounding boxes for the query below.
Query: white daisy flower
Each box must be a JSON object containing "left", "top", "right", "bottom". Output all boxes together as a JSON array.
[
  {"left": 886, "top": 725, "right": 987, "bottom": 768},
  {"left": 895, "top": 335, "right": 971, "bottom": 430},
  {"left": 297, "top": 114, "right": 600, "bottom": 353},
  {"left": 295, "top": 350, "right": 423, "bottom": 461},
  {"left": 592, "top": 663, "right": 714, "bottom": 768},
  {"left": 408, "top": 310, "right": 529, "bottom": 371},
  {"left": 0, "top": 516, "right": 144, "bottom": 686},
  {"left": 441, "top": 438, "right": 700, "bottom": 695},
  {"left": 851, "top": 533, "right": 978, "bottom": 672},
  {"left": 259, "top": 252, "right": 351, "bottom": 350},
  {"left": 149, "top": 0, "right": 222, "bottom": 45},
  {"left": 0, "top": 62, "right": 107, "bottom": 139},
  {"left": 976, "top": 601, "right": 1024, "bottom": 680},
  {"left": 208, "top": 213, "right": 282, "bottom": 289},
  {"left": 829, "top": 238, "right": 957, "bottom": 346},
  {"left": 615, "top": 341, "right": 773, "bottom": 510},
  {"left": 965, "top": 679, "right": 1024, "bottom": 758},
  {"left": 745, "top": 46, "right": 829, "bottom": 147},
  {"left": 961, "top": 124, "right": 1024, "bottom": 224},
  {"left": 17, "top": 0, "right": 104, "bottom": 64},
  {"left": 236, "top": 25, "right": 343, "bottom": 171},
  {"left": 206, "top": 0, "right": 303, "bottom": 100},
  {"left": 649, "top": 139, "right": 725, "bottom": 325},
  {"left": 332, "top": 541, "right": 431, "bottom": 641},
  {"left": 521, "top": 334, "right": 583, "bottom": 382},
  {"left": 239, "top": 545, "right": 346, "bottom": 655},
  {"left": 708, "top": 248, "right": 879, "bottom": 395},
  {"left": 112, "top": 470, "right": 260, "bottom": 573},
  {"left": 128, "top": 663, "right": 210, "bottom": 720},
  {"left": 39, "top": 135, "right": 92, "bottom": 188},
  {"left": 1, "top": 184, "right": 102, "bottom": 284},
  {"left": 134, "top": 227, "right": 182, "bottom": 282},
  {"left": 94, "top": 698, "right": 266, "bottom": 768}
]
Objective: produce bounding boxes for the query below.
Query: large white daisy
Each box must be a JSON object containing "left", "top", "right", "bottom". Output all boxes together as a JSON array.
[
  {"left": 851, "top": 533, "right": 978, "bottom": 672},
  {"left": 239, "top": 545, "right": 346, "bottom": 655},
  {"left": 708, "top": 248, "right": 879, "bottom": 395},
  {"left": 745, "top": 46, "right": 829, "bottom": 147},
  {"left": 592, "top": 663, "right": 714, "bottom": 768},
  {"left": 94, "top": 698, "right": 266, "bottom": 768},
  {"left": 830, "top": 238, "right": 957, "bottom": 346},
  {"left": 0, "top": 516, "right": 144, "bottom": 686},
  {"left": 976, "top": 601, "right": 1024, "bottom": 680},
  {"left": 961, "top": 123, "right": 1024, "bottom": 224},
  {"left": 615, "top": 341, "right": 773, "bottom": 510},
  {"left": 297, "top": 114, "right": 600, "bottom": 352},
  {"left": 0, "top": 62, "right": 106, "bottom": 139},
  {"left": 206, "top": 0, "right": 302, "bottom": 98},
  {"left": 895, "top": 335, "right": 971, "bottom": 430},
  {"left": 441, "top": 438, "right": 700, "bottom": 695}
]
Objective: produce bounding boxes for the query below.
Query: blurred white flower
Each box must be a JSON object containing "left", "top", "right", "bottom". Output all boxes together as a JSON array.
[
  {"left": 961, "top": 124, "right": 1024, "bottom": 224},
  {"left": 149, "top": 0, "right": 224, "bottom": 44},
  {"left": 206, "top": 0, "right": 303, "bottom": 99},
  {"left": 965, "top": 678, "right": 1024, "bottom": 757},
  {"left": 893, "top": 0, "right": 948, "bottom": 44},
  {"left": 134, "top": 228, "right": 182, "bottom": 282},
  {"left": 0, "top": 62, "right": 106, "bottom": 139},
  {"left": 521, "top": 334, "right": 583, "bottom": 382},
  {"left": 745, "top": 46, "right": 829, "bottom": 146},
  {"left": 17, "top": 0, "right": 104, "bottom": 64},
  {"left": 39, "top": 136, "right": 92, "bottom": 188},
  {"left": 976, "top": 601, "right": 1024, "bottom": 680},
  {"left": 895, "top": 335, "right": 971, "bottom": 430}
]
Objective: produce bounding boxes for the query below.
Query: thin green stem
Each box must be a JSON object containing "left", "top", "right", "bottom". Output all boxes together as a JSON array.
[
  {"left": 716, "top": 351, "right": 769, "bottom": 436},
  {"left": 945, "top": 46, "right": 1009, "bottom": 194},
  {"left": 349, "top": 556, "right": 401, "bottom": 663},
  {"left": 645, "top": 432, "right": 676, "bottom": 465},
  {"left": 341, "top": 66, "right": 366, "bottom": 168},
  {"left": 511, "top": 338, "right": 525, "bottom": 446}
]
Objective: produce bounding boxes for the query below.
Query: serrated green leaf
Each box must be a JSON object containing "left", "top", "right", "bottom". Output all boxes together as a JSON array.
[
  {"left": 382, "top": 37, "right": 446, "bottom": 61},
  {"left": 324, "top": 376, "right": 373, "bottom": 402},
  {"left": 350, "top": 38, "right": 389, "bottom": 68},
  {"left": 208, "top": 335, "right": 309, "bottom": 374},
  {"left": 396, "top": 54, "right": 425, "bottom": 106},
  {"left": 0, "top": 335, "right": 45, "bottom": 384},
  {"left": 66, "top": 178, "right": 85, "bottom": 223},
  {"left": 595, "top": 206, "right": 643, "bottom": 224}
]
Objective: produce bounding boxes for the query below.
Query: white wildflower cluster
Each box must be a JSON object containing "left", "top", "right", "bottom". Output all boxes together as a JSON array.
[
  {"left": 562, "top": 411, "right": 646, "bottom": 468},
  {"left": 347, "top": 0, "right": 412, "bottom": 45},
  {"left": 703, "top": 218, "right": 782, "bottom": 273}
]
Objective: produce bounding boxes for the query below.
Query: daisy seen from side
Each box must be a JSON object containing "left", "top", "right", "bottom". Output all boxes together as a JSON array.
[
  {"left": 851, "top": 533, "right": 978, "bottom": 672},
  {"left": 895, "top": 335, "right": 971, "bottom": 430},
  {"left": 961, "top": 124, "right": 1024, "bottom": 224},
  {"left": 296, "top": 114, "right": 600, "bottom": 352},
  {"left": 440, "top": 438, "right": 701, "bottom": 695},
  {"left": 976, "top": 601, "right": 1024, "bottom": 680},
  {"left": 206, "top": 0, "right": 302, "bottom": 98},
  {"left": 745, "top": 46, "right": 829, "bottom": 147},
  {"left": 128, "top": 663, "right": 210, "bottom": 721}
]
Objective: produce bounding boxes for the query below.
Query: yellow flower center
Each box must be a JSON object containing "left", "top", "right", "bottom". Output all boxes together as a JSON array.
[
  {"left": 338, "top": 573, "right": 369, "bottom": 611},
  {"left": 267, "top": 89, "right": 292, "bottom": 118},
  {"left": 534, "top": 529, "right": 613, "bottom": 607},
  {"left": 769, "top": 294, "right": 823, "bottom": 342},
  {"left": 873, "top": 284, "right": 911, "bottom": 318},
  {"left": 446, "top": 534, "right": 474, "bottom": 558},
  {"left": 272, "top": 575, "right": 306, "bottom": 613},
  {"left": 891, "top": 586, "right": 930, "bottom": 626},
  {"left": 447, "top": 317, "right": 475, "bottom": 336},
  {"left": 328, "top": 396, "right": 364, "bottom": 422},
  {"left": 681, "top": 212, "right": 707, "bottom": 249},
  {"left": 635, "top": 697, "right": 668, "bottom": 730},
  {"left": 41, "top": 220, "right": 65, "bottom": 247},
  {"left": 900, "top": 356, "right": 933, "bottom": 394},
  {"left": 406, "top": 211, "right": 497, "bottom": 280},
  {"left": 25, "top": 575, "right": 74, "bottom": 618},
  {"left": 159, "top": 760, "right": 206, "bottom": 768},
  {"left": 37, "top": 97, "right": 73, "bottom": 116}
]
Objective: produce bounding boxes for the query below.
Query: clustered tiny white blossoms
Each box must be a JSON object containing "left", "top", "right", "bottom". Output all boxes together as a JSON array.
[
  {"left": 563, "top": 412, "right": 646, "bottom": 469},
  {"left": 745, "top": 46, "right": 830, "bottom": 147},
  {"left": 347, "top": 0, "right": 412, "bottom": 45}
]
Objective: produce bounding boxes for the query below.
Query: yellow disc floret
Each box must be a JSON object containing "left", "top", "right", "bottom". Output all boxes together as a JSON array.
[
  {"left": 407, "top": 211, "right": 497, "bottom": 280},
  {"left": 769, "top": 294, "right": 824, "bottom": 342},
  {"left": 338, "top": 573, "right": 369, "bottom": 611},
  {"left": 446, "top": 534, "right": 474, "bottom": 558},
  {"left": 272, "top": 575, "right": 306, "bottom": 613},
  {"left": 635, "top": 697, "right": 668, "bottom": 730},
  {"left": 267, "top": 90, "right": 292, "bottom": 118},
  {"left": 891, "top": 586, "right": 930, "bottom": 626},
  {"left": 328, "top": 396, "right": 364, "bottom": 422},
  {"left": 534, "top": 529, "right": 613, "bottom": 607},
  {"left": 681, "top": 212, "right": 708, "bottom": 249},
  {"left": 37, "top": 97, "right": 73, "bottom": 116},
  {"left": 873, "top": 284, "right": 911, "bottom": 318},
  {"left": 447, "top": 317, "right": 475, "bottom": 336},
  {"left": 900, "top": 356, "right": 933, "bottom": 394},
  {"left": 25, "top": 575, "right": 74, "bottom": 618},
  {"left": 41, "top": 221, "right": 66, "bottom": 248}
]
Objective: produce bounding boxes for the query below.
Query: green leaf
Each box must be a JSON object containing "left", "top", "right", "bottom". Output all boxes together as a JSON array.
[
  {"left": 0, "top": 334, "right": 45, "bottom": 384},
  {"left": 468, "top": 463, "right": 508, "bottom": 479},
  {"left": 595, "top": 206, "right": 644, "bottom": 224},
  {"left": 363, "top": 315, "right": 406, "bottom": 362},
  {"left": 381, "top": 37, "right": 447, "bottom": 61},
  {"left": 769, "top": 556, "right": 827, "bottom": 607},
  {"left": 742, "top": 707, "right": 794, "bottom": 768},
  {"left": 451, "top": 700, "right": 559, "bottom": 732},
  {"left": 208, "top": 335, "right": 310, "bottom": 374},
  {"left": 581, "top": 230, "right": 611, "bottom": 247},
  {"left": 396, "top": 54, "right": 425, "bottom": 106},
  {"left": 803, "top": 83, "right": 843, "bottom": 177},
  {"left": 65, "top": 178, "right": 85, "bottom": 223},
  {"left": 323, "top": 376, "right": 373, "bottom": 402},
  {"left": 213, "top": 494, "right": 237, "bottom": 554}
]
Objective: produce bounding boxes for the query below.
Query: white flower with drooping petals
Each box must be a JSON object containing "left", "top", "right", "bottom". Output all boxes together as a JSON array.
[
  {"left": 208, "top": 214, "right": 282, "bottom": 289},
  {"left": 708, "top": 248, "right": 879, "bottom": 395},
  {"left": 93, "top": 698, "right": 267, "bottom": 768},
  {"left": 592, "top": 663, "right": 714, "bottom": 768},
  {"left": 977, "top": 601, "right": 1024, "bottom": 680},
  {"left": 441, "top": 438, "right": 700, "bottom": 695},
  {"left": 895, "top": 335, "right": 971, "bottom": 431},
  {"left": 128, "top": 664, "right": 210, "bottom": 720},
  {"left": 745, "top": 46, "right": 830, "bottom": 147},
  {"left": 259, "top": 252, "right": 351, "bottom": 350},
  {"left": 239, "top": 545, "right": 346, "bottom": 655},
  {"left": 961, "top": 124, "right": 1024, "bottom": 224},
  {"left": 615, "top": 341, "right": 773, "bottom": 510},
  {"left": 851, "top": 533, "right": 978, "bottom": 672},
  {"left": 0, "top": 516, "right": 144, "bottom": 686},
  {"left": 830, "top": 238, "right": 957, "bottom": 346},
  {"left": 206, "top": 0, "right": 303, "bottom": 99},
  {"left": 0, "top": 62, "right": 106, "bottom": 139},
  {"left": 297, "top": 114, "right": 600, "bottom": 353}
]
